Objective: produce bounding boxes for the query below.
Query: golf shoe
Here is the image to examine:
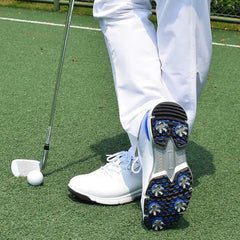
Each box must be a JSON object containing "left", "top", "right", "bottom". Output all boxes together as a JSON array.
[
  {"left": 68, "top": 148, "right": 142, "bottom": 205},
  {"left": 138, "top": 102, "right": 193, "bottom": 230}
]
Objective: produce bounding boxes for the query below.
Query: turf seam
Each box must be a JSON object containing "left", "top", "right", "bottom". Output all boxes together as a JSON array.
[
  {"left": 0, "top": 16, "right": 239, "bottom": 48},
  {"left": 0, "top": 16, "right": 101, "bottom": 31}
]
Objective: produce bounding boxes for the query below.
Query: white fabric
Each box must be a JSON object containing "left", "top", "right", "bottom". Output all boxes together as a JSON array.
[{"left": 93, "top": 0, "right": 212, "bottom": 140}]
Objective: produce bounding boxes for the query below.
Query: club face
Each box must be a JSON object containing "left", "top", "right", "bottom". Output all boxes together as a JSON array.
[{"left": 11, "top": 159, "right": 42, "bottom": 177}]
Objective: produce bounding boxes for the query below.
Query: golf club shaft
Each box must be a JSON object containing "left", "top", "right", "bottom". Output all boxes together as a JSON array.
[{"left": 41, "top": 0, "right": 75, "bottom": 169}]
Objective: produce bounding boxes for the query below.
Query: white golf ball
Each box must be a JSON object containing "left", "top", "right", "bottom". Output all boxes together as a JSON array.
[{"left": 27, "top": 170, "right": 44, "bottom": 186}]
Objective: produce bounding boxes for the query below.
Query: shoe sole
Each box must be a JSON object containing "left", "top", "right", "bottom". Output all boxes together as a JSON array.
[
  {"left": 68, "top": 185, "right": 142, "bottom": 205},
  {"left": 143, "top": 102, "right": 193, "bottom": 230}
]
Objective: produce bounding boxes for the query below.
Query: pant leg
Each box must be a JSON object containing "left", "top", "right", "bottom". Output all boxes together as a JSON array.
[
  {"left": 93, "top": 0, "right": 173, "bottom": 144},
  {"left": 155, "top": 0, "right": 212, "bottom": 132},
  {"left": 93, "top": 0, "right": 212, "bottom": 143}
]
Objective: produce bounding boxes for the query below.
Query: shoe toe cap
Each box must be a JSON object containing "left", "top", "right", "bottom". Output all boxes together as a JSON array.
[{"left": 68, "top": 174, "right": 91, "bottom": 194}]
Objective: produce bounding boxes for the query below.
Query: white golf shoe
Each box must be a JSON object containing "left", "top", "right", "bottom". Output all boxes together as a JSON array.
[
  {"left": 138, "top": 102, "right": 193, "bottom": 230},
  {"left": 68, "top": 148, "right": 142, "bottom": 205}
]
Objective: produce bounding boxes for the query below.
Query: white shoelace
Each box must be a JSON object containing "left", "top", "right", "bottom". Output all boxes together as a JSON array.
[{"left": 103, "top": 150, "right": 142, "bottom": 174}]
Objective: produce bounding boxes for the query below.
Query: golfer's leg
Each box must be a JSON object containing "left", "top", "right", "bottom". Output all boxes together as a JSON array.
[
  {"left": 69, "top": 0, "right": 166, "bottom": 205},
  {"left": 93, "top": 0, "right": 173, "bottom": 144},
  {"left": 138, "top": 1, "right": 212, "bottom": 230},
  {"left": 155, "top": 0, "right": 212, "bottom": 132}
]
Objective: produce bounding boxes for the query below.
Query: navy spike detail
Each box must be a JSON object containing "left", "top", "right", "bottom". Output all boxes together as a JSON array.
[
  {"left": 151, "top": 102, "right": 189, "bottom": 148},
  {"left": 144, "top": 168, "right": 192, "bottom": 230}
]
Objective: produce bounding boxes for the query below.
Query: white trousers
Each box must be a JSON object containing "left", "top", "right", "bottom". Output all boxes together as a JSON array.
[{"left": 93, "top": 0, "right": 212, "bottom": 147}]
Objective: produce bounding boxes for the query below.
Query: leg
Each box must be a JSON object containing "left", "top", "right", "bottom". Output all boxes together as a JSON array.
[
  {"left": 68, "top": 0, "right": 172, "bottom": 207},
  {"left": 69, "top": 1, "right": 160, "bottom": 203},
  {"left": 93, "top": 0, "right": 174, "bottom": 142},
  {"left": 156, "top": 0, "right": 212, "bottom": 132},
  {"left": 139, "top": 0, "right": 212, "bottom": 230}
]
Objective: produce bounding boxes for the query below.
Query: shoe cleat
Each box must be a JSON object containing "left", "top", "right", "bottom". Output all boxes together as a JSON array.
[
  {"left": 148, "top": 202, "right": 161, "bottom": 216},
  {"left": 178, "top": 175, "right": 191, "bottom": 189},
  {"left": 151, "top": 184, "right": 164, "bottom": 196},
  {"left": 175, "top": 123, "right": 188, "bottom": 137},
  {"left": 155, "top": 121, "right": 169, "bottom": 134},
  {"left": 174, "top": 200, "right": 187, "bottom": 213},
  {"left": 152, "top": 218, "right": 165, "bottom": 231}
]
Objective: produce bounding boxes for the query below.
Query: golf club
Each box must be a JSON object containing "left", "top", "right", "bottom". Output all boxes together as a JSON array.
[{"left": 11, "top": 0, "right": 75, "bottom": 177}]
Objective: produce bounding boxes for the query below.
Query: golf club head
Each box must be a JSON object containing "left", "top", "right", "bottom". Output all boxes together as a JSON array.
[{"left": 11, "top": 159, "right": 42, "bottom": 177}]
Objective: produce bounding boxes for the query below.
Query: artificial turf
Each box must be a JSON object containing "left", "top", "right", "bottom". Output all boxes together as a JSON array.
[{"left": 0, "top": 6, "right": 239, "bottom": 240}]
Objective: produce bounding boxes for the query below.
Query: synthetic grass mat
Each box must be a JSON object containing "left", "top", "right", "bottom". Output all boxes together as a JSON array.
[{"left": 0, "top": 6, "right": 240, "bottom": 240}]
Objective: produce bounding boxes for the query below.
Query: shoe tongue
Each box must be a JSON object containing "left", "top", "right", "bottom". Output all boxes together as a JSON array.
[
  {"left": 103, "top": 160, "right": 121, "bottom": 175},
  {"left": 104, "top": 152, "right": 131, "bottom": 173},
  {"left": 109, "top": 158, "right": 121, "bottom": 166}
]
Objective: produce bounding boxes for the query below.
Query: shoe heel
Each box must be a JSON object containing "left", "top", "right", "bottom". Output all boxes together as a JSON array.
[{"left": 151, "top": 102, "right": 189, "bottom": 148}]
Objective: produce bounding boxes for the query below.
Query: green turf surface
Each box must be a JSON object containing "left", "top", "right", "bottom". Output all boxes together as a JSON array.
[{"left": 0, "top": 6, "right": 240, "bottom": 240}]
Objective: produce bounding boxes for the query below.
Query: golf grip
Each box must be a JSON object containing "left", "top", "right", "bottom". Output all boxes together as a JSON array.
[{"left": 41, "top": 0, "right": 75, "bottom": 169}]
